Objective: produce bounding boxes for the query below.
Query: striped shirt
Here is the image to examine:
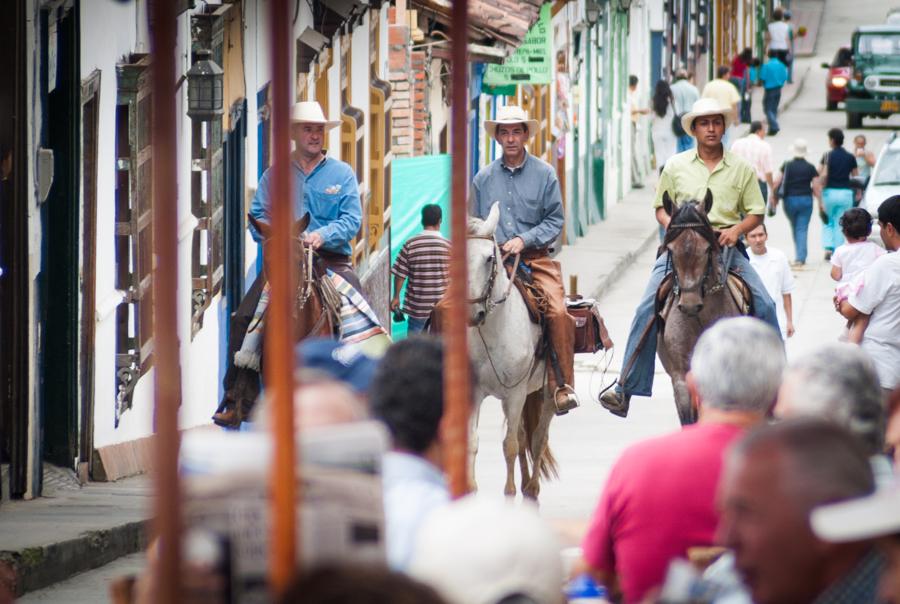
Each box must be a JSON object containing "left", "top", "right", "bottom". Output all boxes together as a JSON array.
[{"left": 392, "top": 231, "right": 451, "bottom": 320}]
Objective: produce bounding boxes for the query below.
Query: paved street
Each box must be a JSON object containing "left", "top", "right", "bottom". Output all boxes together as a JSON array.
[{"left": 475, "top": 0, "right": 899, "bottom": 544}]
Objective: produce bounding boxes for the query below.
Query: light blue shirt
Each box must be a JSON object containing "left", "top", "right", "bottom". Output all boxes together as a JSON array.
[
  {"left": 382, "top": 451, "right": 449, "bottom": 570},
  {"left": 470, "top": 153, "right": 564, "bottom": 249},
  {"left": 759, "top": 58, "right": 789, "bottom": 90},
  {"left": 249, "top": 155, "right": 362, "bottom": 256}
]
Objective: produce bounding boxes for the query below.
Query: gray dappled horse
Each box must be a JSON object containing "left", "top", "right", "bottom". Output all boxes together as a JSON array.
[
  {"left": 657, "top": 191, "right": 748, "bottom": 425},
  {"left": 466, "top": 203, "right": 558, "bottom": 500}
]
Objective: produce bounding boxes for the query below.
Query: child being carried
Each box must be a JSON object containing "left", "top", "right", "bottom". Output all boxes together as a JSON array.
[{"left": 831, "top": 208, "right": 885, "bottom": 343}]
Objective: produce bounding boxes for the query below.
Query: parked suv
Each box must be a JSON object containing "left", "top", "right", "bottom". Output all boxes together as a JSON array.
[
  {"left": 863, "top": 131, "right": 900, "bottom": 245},
  {"left": 845, "top": 25, "right": 900, "bottom": 128}
]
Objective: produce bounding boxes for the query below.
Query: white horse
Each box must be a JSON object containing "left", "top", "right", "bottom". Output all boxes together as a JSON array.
[{"left": 466, "top": 203, "right": 558, "bottom": 500}]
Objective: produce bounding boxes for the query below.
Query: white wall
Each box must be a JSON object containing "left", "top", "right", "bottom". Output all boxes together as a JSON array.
[{"left": 81, "top": 2, "right": 229, "bottom": 448}]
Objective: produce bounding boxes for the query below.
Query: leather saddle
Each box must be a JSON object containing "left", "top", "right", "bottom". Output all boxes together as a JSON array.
[{"left": 655, "top": 271, "right": 753, "bottom": 323}]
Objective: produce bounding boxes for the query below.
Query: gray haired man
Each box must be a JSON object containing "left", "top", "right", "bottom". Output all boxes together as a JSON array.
[
  {"left": 775, "top": 342, "right": 890, "bottom": 487},
  {"left": 581, "top": 317, "right": 784, "bottom": 604}
]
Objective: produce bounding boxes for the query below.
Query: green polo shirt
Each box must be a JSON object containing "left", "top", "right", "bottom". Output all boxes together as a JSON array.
[{"left": 653, "top": 148, "right": 765, "bottom": 229}]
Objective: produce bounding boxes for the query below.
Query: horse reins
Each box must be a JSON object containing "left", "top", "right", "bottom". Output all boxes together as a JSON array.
[{"left": 467, "top": 235, "right": 520, "bottom": 316}]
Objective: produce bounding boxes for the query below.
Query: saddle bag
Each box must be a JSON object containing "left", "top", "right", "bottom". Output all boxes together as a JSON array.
[{"left": 566, "top": 296, "right": 613, "bottom": 354}]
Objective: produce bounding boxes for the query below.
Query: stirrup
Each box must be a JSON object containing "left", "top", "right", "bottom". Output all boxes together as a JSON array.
[{"left": 553, "top": 386, "right": 579, "bottom": 416}]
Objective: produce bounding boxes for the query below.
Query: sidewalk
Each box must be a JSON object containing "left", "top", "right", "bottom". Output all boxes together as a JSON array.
[{"left": 0, "top": 475, "right": 150, "bottom": 597}]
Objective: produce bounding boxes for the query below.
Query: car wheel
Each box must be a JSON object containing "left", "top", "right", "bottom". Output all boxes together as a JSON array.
[
  {"left": 847, "top": 112, "right": 863, "bottom": 128},
  {"left": 827, "top": 100, "right": 838, "bottom": 111}
]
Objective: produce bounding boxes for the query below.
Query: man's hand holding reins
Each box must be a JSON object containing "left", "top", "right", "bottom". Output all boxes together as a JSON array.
[
  {"left": 501, "top": 236, "right": 525, "bottom": 255},
  {"left": 717, "top": 225, "right": 743, "bottom": 248},
  {"left": 304, "top": 231, "right": 324, "bottom": 249}
]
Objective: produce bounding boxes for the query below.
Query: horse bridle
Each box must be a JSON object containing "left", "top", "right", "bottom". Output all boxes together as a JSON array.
[
  {"left": 262, "top": 236, "right": 317, "bottom": 313},
  {"left": 665, "top": 222, "right": 726, "bottom": 299},
  {"left": 467, "top": 235, "right": 520, "bottom": 320}
]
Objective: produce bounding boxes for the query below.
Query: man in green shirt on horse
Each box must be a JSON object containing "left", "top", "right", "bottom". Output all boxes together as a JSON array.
[{"left": 600, "top": 98, "right": 780, "bottom": 418}]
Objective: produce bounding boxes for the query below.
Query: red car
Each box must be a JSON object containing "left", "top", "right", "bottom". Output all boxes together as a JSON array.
[{"left": 823, "top": 46, "right": 852, "bottom": 111}]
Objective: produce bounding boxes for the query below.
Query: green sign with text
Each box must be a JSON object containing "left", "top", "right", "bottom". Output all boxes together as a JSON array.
[{"left": 483, "top": 3, "right": 552, "bottom": 86}]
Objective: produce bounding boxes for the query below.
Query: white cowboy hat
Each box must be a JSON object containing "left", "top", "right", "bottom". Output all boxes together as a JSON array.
[
  {"left": 290, "top": 101, "right": 341, "bottom": 129},
  {"left": 789, "top": 138, "right": 808, "bottom": 157},
  {"left": 484, "top": 105, "right": 540, "bottom": 141},
  {"left": 811, "top": 486, "right": 900, "bottom": 543},
  {"left": 680, "top": 98, "right": 734, "bottom": 137}
]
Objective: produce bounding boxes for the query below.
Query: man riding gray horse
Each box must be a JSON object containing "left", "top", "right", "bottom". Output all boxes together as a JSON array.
[
  {"left": 599, "top": 98, "right": 780, "bottom": 418},
  {"left": 214, "top": 101, "right": 363, "bottom": 426},
  {"left": 433, "top": 105, "right": 578, "bottom": 414}
]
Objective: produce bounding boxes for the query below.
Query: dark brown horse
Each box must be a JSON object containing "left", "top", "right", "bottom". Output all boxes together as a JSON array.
[
  {"left": 657, "top": 190, "right": 749, "bottom": 425},
  {"left": 213, "top": 213, "right": 337, "bottom": 427}
]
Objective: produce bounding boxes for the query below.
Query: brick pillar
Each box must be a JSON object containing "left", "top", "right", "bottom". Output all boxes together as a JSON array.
[
  {"left": 388, "top": 9, "right": 414, "bottom": 157},
  {"left": 411, "top": 51, "right": 427, "bottom": 155}
]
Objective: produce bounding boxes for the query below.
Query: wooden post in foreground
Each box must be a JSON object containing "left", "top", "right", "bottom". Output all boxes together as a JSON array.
[
  {"left": 266, "top": 0, "right": 299, "bottom": 595},
  {"left": 442, "top": 0, "right": 472, "bottom": 499},
  {"left": 148, "top": 0, "right": 182, "bottom": 600}
]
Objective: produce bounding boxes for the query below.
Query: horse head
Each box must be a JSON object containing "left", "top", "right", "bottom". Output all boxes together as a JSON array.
[
  {"left": 466, "top": 202, "right": 502, "bottom": 326},
  {"left": 662, "top": 190, "right": 720, "bottom": 317},
  {"left": 248, "top": 212, "right": 311, "bottom": 294}
]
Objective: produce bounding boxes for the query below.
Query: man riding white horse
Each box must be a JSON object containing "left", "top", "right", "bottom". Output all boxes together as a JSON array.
[
  {"left": 450, "top": 104, "right": 578, "bottom": 415},
  {"left": 214, "top": 101, "right": 363, "bottom": 426},
  {"left": 599, "top": 98, "right": 780, "bottom": 418}
]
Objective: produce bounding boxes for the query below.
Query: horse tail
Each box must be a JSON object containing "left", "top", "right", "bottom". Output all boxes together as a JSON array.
[{"left": 523, "top": 391, "right": 558, "bottom": 481}]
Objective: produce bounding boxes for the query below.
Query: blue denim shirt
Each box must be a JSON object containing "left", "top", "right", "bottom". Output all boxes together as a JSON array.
[
  {"left": 469, "top": 153, "right": 564, "bottom": 249},
  {"left": 249, "top": 155, "right": 362, "bottom": 256}
]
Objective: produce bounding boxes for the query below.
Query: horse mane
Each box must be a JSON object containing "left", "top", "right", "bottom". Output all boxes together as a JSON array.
[{"left": 662, "top": 202, "right": 720, "bottom": 251}]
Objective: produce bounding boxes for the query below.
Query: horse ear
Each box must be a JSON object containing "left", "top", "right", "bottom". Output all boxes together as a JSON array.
[
  {"left": 484, "top": 202, "right": 501, "bottom": 236},
  {"left": 662, "top": 191, "right": 675, "bottom": 217},
  {"left": 248, "top": 214, "right": 271, "bottom": 239},
  {"left": 294, "top": 212, "right": 311, "bottom": 237},
  {"left": 702, "top": 189, "right": 714, "bottom": 214}
]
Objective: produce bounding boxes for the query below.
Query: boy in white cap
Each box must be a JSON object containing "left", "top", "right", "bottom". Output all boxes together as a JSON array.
[{"left": 600, "top": 98, "right": 778, "bottom": 418}]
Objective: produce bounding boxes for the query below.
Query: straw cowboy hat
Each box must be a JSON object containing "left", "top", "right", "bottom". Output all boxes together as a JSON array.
[
  {"left": 789, "top": 138, "right": 808, "bottom": 157},
  {"left": 484, "top": 105, "right": 540, "bottom": 140},
  {"left": 680, "top": 98, "right": 734, "bottom": 137},
  {"left": 290, "top": 101, "right": 341, "bottom": 129}
]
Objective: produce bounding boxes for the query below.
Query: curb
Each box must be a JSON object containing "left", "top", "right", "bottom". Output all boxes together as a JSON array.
[
  {"left": 0, "top": 521, "right": 147, "bottom": 597},
  {"left": 781, "top": 63, "right": 810, "bottom": 114},
  {"left": 589, "top": 228, "right": 659, "bottom": 301}
]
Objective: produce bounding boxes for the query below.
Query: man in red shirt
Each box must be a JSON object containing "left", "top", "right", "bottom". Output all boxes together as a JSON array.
[{"left": 581, "top": 317, "right": 785, "bottom": 603}]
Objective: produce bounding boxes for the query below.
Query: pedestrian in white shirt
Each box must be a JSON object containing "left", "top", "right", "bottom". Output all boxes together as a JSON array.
[
  {"left": 730, "top": 121, "right": 776, "bottom": 213},
  {"left": 837, "top": 196, "right": 900, "bottom": 394},
  {"left": 747, "top": 224, "right": 795, "bottom": 339},
  {"left": 766, "top": 7, "right": 792, "bottom": 67}
]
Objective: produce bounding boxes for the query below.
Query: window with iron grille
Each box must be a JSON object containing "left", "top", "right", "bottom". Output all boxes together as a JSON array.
[{"left": 114, "top": 54, "right": 153, "bottom": 424}]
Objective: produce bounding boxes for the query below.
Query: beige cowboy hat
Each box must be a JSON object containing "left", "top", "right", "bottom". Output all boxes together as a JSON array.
[
  {"left": 789, "top": 138, "right": 808, "bottom": 157},
  {"left": 484, "top": 105, "right": 540, "bottom": 140},
  {"left": 680, "top": 98, "right": 734, "bottom": 137},
  {"left": 290, "top": 101, "right": 341, "bottom": 129}
]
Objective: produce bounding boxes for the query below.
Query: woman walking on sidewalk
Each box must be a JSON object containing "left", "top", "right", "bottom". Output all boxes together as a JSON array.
[
  {"left": 818, "top": 128, "right": 858, "bottom": 260},
  {"left": 773, "top": 139, "right": 819, "bottom": 266}
]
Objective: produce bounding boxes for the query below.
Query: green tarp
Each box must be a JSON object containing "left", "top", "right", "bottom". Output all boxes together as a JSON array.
[{"left": 389, "top": 154, "right": 452, "bottom": 339}]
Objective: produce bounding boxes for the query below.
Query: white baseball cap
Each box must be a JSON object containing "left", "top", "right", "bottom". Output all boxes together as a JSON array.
[
  {"left": 408, "top": 495, "right": 563, "bottom": 604},
  {"left": 811, "top": 484, "right": 900, "bottom": 543}
]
